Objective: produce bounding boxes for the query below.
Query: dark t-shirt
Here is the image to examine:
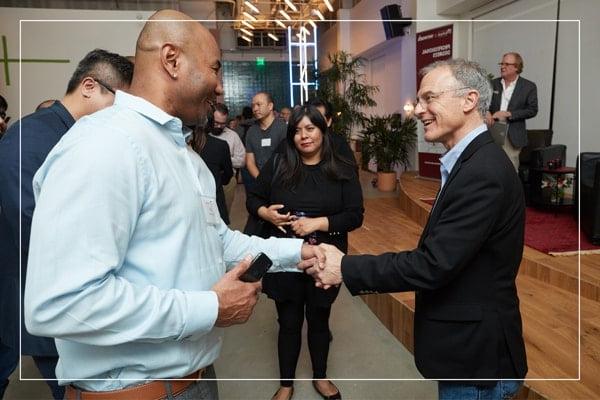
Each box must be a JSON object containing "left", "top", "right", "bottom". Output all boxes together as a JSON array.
[{"left": 245, "top": 117, "right": 287, "bottom": 172}]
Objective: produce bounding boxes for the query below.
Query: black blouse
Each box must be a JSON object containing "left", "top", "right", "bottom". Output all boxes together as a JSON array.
[{"left": 246, "top": 155, "right": 364, "bottom": 253}]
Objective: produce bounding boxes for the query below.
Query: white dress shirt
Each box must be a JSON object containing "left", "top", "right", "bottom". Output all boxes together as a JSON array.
[
  {"left": 25, "top": 91, "right": 302, "bottom": 391},
  {"left": 210, "top": 127, "right": 246, "bottom": 169},
  {"left": 500, "top": 76, "right": 519, "bottom": 112}
]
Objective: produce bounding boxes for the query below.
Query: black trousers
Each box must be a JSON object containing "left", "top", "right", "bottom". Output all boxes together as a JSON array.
[{"left": 275, "top": 300, "right": 332, "bottom": 387}]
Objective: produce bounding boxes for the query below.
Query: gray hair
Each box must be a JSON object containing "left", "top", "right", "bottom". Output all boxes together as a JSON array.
[{"left": 420, "top": 59, "right": 492, "bottom": 117}]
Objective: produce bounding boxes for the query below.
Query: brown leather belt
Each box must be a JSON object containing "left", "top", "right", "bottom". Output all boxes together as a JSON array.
[{"left": 65, "top": 368, "right": 205, "bottom": 400}]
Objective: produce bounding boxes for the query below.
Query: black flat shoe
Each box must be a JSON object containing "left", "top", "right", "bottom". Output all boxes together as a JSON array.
[
  {"left": 271, "top": 386, "right": 294, "bottom": 400},
  {"left": 312, "top": 380, "right": 341, "bottom": 400}
]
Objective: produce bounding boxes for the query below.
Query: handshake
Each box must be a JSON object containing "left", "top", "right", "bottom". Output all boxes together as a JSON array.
[{"left": 299, "top": 243, "right": 346, "bottom": 289}]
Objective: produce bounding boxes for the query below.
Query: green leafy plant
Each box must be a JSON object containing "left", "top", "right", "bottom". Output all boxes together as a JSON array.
[
  {"left": 361, "top": 114, "right": 417, "bottom": 173},
  {"left": 317, "top": 51, "right": 379, "bottom": 140}
]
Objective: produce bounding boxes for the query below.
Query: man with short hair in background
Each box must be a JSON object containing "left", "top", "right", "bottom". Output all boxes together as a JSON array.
[
  {"left": 245, "top": 92, "right": 287, "bottom": 183},
  {"left": 279, "top": 106, "right": 291, "bottom": 124},
  {"left": 0, "top": 48, "right": 133, "bottom": 400},
  {"left": 209, "top": 103, "right": 246, "bottom": 216},
  {"left": 486, "top": 52, "right": 538, "bottom": 170}
]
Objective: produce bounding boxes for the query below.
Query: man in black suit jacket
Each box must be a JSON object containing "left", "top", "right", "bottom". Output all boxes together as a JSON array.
[
  {"left": 486, "top": 52, "right": 538, "bottom": 170},
  {"left": 302, "top": 59, "right": 527, "bottom": 400},
  {"left": 0, "top": 49, "right": 132, "bottom": 399}
]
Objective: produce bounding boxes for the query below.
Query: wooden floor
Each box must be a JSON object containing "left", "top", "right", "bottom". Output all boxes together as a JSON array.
[{"left": 348, "top": 171, "right": 600, "bottom": 400}]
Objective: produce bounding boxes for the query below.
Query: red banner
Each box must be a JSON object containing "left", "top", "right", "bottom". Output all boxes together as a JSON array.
[
  {"left": 416, "top": 25, "right": 453, "bottom": 179},
  {"left": 416, "top": 25, "right": 453, "bottom": 88}
]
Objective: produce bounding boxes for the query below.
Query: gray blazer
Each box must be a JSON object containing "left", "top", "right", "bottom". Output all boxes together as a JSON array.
[{"left": 489, "top": 77, "right": 538, "bottom": 148}]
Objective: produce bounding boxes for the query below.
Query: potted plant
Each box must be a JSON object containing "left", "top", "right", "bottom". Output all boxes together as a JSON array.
[
  {"left": 317, "top": 51, "right": 379, "bottom": 145},
  {"left": 361, "top": 113, "right": 418, "bottom": 191}
]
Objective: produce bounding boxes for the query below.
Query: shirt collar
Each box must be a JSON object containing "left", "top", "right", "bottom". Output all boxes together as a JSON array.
[
  {"left": 51, "top": 100, "right": 76, "bottom": 129},
  {"left": 501, "top": 75, "right": 519, "bottom": 89},
  {"left": 114, "top": 90, "right": 190, "bottom": 147},
  {"left": 440, "top": 123, "right": 487, "bottom": 178}
]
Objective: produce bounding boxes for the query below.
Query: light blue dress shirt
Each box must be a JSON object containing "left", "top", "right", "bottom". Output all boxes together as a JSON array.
[
  {"left": 24, "top": 91, "right": 304, "bottom": 391},
  {"left": 439, "top": 124, "right": 487, "bottom": 188}
]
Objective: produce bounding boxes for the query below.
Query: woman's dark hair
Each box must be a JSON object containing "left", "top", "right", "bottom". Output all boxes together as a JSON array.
[
  {"left": 277, "top": 105, "right": 353, "bottom": 189},
  {"left": 189, "top": 125, "right": 207, "bottom": 154}
]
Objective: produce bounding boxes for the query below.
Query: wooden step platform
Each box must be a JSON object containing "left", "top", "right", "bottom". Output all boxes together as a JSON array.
[{"left": 348, "top": 172, "right": 600, "bottom": 400}]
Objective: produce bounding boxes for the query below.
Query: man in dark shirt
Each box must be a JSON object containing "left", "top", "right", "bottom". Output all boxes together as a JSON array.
[
  {"left": 245, "top": 92, "right": 287, "bottom": 180},
  {"left": 0, "top": 49, "right": 133, "bottom": 399}
]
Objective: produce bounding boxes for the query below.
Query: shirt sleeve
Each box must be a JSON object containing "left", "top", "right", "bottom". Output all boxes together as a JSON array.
[
  {"left": 245, "top": 131, "right": 255, "bottom": 153},
  {"left": 25, "top": 121, "right": 218, "bottom": 345},
  {"left": 230, "top": 132, "right": 246, "bottom": 168},
  {"left": 218, "top": 220, "right": 303, "bottom": 273},
  {"left": 0, "top": 124, "right": 22, "bottom": 251}
]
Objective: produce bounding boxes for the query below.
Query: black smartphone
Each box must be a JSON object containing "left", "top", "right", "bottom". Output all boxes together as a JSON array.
[{"left": 239, "top": 252, "right": 273, "bottom": 283}]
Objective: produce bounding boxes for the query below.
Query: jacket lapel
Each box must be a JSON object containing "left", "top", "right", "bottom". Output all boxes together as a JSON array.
[
  {"left": 506, "top": 78, "right": 523, "bottom": 111},
  {"left": 492, "top": 79, "right": 502, "bottom": 111},
  {"left": 419, "top": 132, "right": 494, "bottom": 244}
]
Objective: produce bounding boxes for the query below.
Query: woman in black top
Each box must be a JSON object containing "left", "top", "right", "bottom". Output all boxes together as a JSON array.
[{"left": 246, "top": 106, "right": 364, "bottom": 400}]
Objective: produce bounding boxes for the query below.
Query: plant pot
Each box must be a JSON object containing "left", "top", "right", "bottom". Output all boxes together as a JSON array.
[{"left": 377, "top": 171, "right": 397, "bottom": 192}]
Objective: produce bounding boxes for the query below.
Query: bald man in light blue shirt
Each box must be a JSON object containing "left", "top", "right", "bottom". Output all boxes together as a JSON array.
[{"left": 24, "top": 10, "right": 321, "bottom": 398}]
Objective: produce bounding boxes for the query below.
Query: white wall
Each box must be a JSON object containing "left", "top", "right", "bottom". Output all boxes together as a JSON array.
[
  {"left": 414, "top": 0, "right": 596, "bottom": 165},
  {"left": 317, "top": 22, "right": 339, "bottom": 70},
  {"left": 0, "top": 7, "right": 154, "bottom": 117},
  {"left": 312, "top": 0, "right": 420, "bottom": 171},
  {"left": 472, "top": 0, "right": 558, "bottom": 130},
  {"left": 469, "top": 0, "right": 592, "bottom": 165}
]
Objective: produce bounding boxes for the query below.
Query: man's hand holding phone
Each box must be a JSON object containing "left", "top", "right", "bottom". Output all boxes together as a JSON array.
[{"left": 212, "top": 255, "right": 263, "bottom": 327}]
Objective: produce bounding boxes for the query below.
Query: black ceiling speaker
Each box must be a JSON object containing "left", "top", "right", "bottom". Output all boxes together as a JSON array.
[{"left": 380, "top": 4, "right": 412, "bottom": 39}]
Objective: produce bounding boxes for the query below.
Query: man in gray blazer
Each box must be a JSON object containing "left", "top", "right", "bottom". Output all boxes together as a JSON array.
[{"left": 486, "top": 52, "right": 538, "bottom": 170}]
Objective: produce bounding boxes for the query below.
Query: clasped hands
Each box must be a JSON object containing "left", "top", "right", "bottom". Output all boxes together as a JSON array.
[
  {"left": 298, "top": 243, "right": 345, "bottom": 290},
  {"left": 259, "top": 204, "right": 325, "bottom": 237},
  {"left": 212, "top": 243, "right": 345, "bottom": 327}
]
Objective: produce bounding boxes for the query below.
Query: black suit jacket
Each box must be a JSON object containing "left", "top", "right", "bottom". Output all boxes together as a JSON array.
[
  {"left": 0, "top": 101, "right": 74, "bottom": 355},
  {"left": 198, "top": 135, "right": 233, "bottom": 224},
  {"left": 342, "top": 131, "right": 527, "bottom": 380},
  {"left": 489, "top": 77, "right": 538, "bottom": 148}
]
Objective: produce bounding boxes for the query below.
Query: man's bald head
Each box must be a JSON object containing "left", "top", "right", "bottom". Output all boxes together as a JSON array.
[
  {"left": 130, "top": 9, "right": 223, "bottom": 126},
  {"left": 136, "top": 10, "right": 209, "bottom": 56}
]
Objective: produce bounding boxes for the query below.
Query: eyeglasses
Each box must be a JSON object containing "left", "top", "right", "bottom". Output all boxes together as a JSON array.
[
  {"left": 498, "top": 62, "right": 517, "bottom": 67},
  {"left": 414, "top": 86, "right": 470, "bottom": 108},
  {"left": 94, "top": 78, "right": 116, "bottom": 95}
]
